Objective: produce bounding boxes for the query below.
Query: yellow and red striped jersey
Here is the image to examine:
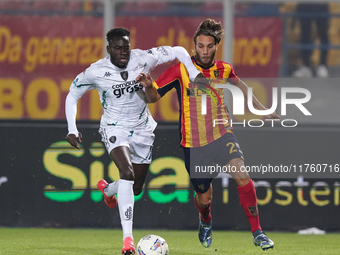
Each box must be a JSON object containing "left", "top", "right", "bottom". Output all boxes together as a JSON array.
[{"left": 153, "top": 57, "right": 240, "bottom": 148}]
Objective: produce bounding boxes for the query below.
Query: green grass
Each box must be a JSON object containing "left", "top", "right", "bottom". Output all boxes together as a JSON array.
[{"left": 0, "top": 228, "right": 339, "bottom": 254}]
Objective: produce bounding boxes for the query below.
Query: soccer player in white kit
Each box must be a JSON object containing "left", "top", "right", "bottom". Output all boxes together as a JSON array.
[{"left": 65, "top": 27, "right": 202, "bottom": 254}]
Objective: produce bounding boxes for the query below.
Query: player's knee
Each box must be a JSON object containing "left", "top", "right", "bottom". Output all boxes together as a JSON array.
[
  {"left": 120, "top": 167, "right": 135, "bottom": 181},
  {"left": 234, "top": 177, "right": 250, "bottom": 187},
  {"left": 197, "top": 193, "right": 212, "bottom": 206},
  {"left": 133, "top": 180, "right": 144, "bottom": 195},
  {"left": 133, "top": 186, "right": 143, "bottom": 196}
]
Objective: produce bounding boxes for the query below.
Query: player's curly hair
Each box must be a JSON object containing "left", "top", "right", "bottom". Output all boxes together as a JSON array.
[
  {"left": 193, "top": 19, "right": 224, "bottom": 44},
  {"left": 106, "top": 27, "right": 130, "bottom": 43}
]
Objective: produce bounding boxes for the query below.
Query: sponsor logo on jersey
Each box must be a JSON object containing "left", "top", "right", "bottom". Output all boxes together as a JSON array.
[
  {"left": 186, "top": 87, "right": 223, "bottom": 97},
  {"left": 103, "top": 71, "right": 112, "bottom": 77},
  {"left": 120, "top": 71, "right": 128, "bottom": 81},
  {"left": 112, "top": 80, "right": 143, "bottom": 98}
]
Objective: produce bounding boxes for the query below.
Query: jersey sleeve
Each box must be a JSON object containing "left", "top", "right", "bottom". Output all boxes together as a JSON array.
[
  {"left": 154, "top": 63, "right": 182, "bottom": 97},
  {"left": 69, "top": 68, "right": 96, "bottom": 100},
  {"left": 227, "top": 64, "right": 240, "bottom": 85},
  {"left": 142, "top": 46, "right": 176, "bottom": 72}
]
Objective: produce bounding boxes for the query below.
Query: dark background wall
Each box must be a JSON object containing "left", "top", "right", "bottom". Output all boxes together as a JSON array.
[{"left": 1, "top": 121, "right": 339, "bottom": 231}]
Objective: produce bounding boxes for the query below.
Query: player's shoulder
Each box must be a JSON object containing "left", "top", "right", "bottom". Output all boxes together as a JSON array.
[
  {"left": 215, "top": 59, "right": 232, "bottom": 68},
  {"left": 89, "top": 56, "right": 109, "bottom": 68},
  {"left": 79, "top": 56, "right": 114, "bottom": 82},
  {"left": 130, "top": 48, "right": 151, "bottom": 58},
  {"left": 85, "top": 56, "right": 109, "bottom": 73},
  {"left": 132, "top": 46, "right": 173, "bottom": 57},
  {"left": 130, "top": 47, "right": 164, "bottom": 59},
  {"left": 214, "top": 60, "right": 235, "bottom": 73}
]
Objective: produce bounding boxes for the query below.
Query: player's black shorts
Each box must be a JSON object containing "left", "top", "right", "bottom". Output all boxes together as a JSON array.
[{"left": 183, "top": 132, "right": 244, "bottom": 194}]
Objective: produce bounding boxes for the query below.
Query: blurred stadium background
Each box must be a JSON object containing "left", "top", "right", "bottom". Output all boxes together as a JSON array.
[{"left": 0, "top": 0, "right": 340, "bottom": 234}]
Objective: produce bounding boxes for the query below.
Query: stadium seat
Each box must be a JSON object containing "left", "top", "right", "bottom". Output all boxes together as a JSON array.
[
  {"left": 120, "top": 1, "right": 168, "bottom": 12},
  {"left": 0, "top": 0, "right": 30, "bottom": 10},
  {"left": 200, "top": 2, "right": 223, "bottom": 12},
  {"left": 31, "top": 0, "right": 66, "bottom": 11},
  {"left": 65, "top": 0, "right": 81, "bottom": 11},
  {"left": 82, "top": 0, "right": 93, "bottom": 12}
]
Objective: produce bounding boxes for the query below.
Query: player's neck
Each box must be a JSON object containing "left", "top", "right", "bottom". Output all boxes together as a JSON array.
[{"left": 194, "top": 56, "right": 215, "bottom": 69}]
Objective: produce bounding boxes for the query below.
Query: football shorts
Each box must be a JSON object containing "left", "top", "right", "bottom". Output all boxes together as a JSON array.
[
  {"left": 183, "top": 132, "right": 244, "bottom": 193},
  {"left": 99, "top": 124, "right": 155, "bottom": 164}
]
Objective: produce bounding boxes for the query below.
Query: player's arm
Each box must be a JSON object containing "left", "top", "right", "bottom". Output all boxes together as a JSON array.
[
  {"left": 135, "top": 73, "right": 161, "bottom": 103},
  {"left": 148, "top": 46, "right": 202, "bottom": 82},
  {"left": 171, "top": 46, "right": 201, "bottom": 81},
  {"left": 65, "top": 71, "right": 94, "bottom": 149},
  {"left": 236, "top": 79, "right": 280, "bottom": 119},
  {"left": 65, "top": 92, "right": 82, "bottom": 149}
]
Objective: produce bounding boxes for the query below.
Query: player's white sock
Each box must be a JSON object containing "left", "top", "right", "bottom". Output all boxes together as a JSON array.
[
  {"left": 104, "top": 180, "right": 120, "bottom": 196},
  {"left": 118, "top": 179, "right": 134, "bottom": 241}
]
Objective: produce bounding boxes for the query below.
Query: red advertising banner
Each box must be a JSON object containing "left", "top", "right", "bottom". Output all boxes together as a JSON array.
[
  {"left": 0, "top": 15, "right": 282, "bottom": 121},
  {"left": 0, "top": 15, "right": 103, "bottom": 120}
]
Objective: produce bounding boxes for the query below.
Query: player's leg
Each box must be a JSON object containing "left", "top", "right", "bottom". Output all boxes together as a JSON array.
[
  {"left": 97, "top": 128, "right": 133, "bottom": 208},
  {"left": 297, "top": 4, "right": 313, "bottom": 67},
  {"left": 183, "top": 144, "right": 215, "bottom": 248},
  {"left": 98, "top": 145, "right": 134, "bottom": 207},
  {"left": 194, "top": 183, "right": 213, "bottom": 248},
  {"left": 127, "top": 124, "right": 154, "bottom": 197},
  {"left": 315, "top": 4, "right": 329, "bottom": 77},
  {"left": 190, "top": 179, "right": 213, "bottom": 248},
  {"left": 110, "top": 146, "right": 136, "bottom": 254},
  {"left": 132, "top": 163, "right": 149, "bottom": 196},
  {"left": 227, "top": 158, "right": 260, "bottom": 232},
  {"left": 227, "top": 158, "right": 274, "bottom": 250},
  {"left": 96, "top": 127, "right": 136, "bottom": 254},
  {"left": 195, "top": 184, "right": 212, "bottom": 222}
]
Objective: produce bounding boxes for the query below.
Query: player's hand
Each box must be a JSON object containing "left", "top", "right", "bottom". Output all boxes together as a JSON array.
[
  {"left": 193, "top": 73, "right": 210, "bottom": 89},
  {"left": 264, "top": 111, "right": 280, "bottom": 120},
  {"left": 65, "top": 133, "right": 82, "bottom": 149},
  {"left": 136, "top": 73, "right": 153, "bottom": 88}
]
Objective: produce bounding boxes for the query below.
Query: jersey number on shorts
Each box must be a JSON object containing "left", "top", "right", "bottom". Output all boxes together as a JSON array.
[{"left": 226, "top": 142, "right": 237, "bottom": 154}]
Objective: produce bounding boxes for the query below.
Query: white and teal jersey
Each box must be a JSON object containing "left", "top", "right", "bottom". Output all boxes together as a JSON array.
[{"left": 69, "top": 46, "right": 176, "bottom": 129}]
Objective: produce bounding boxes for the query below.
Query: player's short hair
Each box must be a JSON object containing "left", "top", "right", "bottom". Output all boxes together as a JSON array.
[
  {"left": 106, "top": 27, "right": 130, "bottom": 43},
  {"left": 193, "top": 19, "right": 224, "bottom": 44}
]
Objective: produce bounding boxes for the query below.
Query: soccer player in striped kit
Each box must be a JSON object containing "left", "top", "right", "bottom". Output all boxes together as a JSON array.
[{"left": 137, "top": 19, "right": 279, "bottom": 251}]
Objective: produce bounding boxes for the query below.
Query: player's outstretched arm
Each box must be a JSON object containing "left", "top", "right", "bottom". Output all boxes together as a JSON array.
[
  {"left": 65, "top": 93, "right": 82, "bottom": 149},
  {"left": 171, "top": 46, "right": 201, "bottom": 80},
  {"left": 237, "top": 79, "right": 280, "bottom": 119},
  {"left": 136, "top": 73, "right": 161, "bottom": 103}
]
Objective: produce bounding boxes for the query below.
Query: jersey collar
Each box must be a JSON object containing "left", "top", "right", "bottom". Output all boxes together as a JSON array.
[{"left": 192, "top": 56, "right": 215, "bottom": 70}]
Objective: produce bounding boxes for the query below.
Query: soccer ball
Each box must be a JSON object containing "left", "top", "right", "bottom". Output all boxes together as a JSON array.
[{"left": 136, "top": 234, "right": 169, "bottom": 255}]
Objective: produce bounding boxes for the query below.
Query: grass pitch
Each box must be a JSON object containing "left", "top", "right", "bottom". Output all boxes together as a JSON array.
[{"left": 0, "top": 228, "right": 339, "bottom": 254}]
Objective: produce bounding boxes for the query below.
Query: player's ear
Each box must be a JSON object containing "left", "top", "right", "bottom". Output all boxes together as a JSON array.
[
  {"left": 106, "top": 45, "right": 110, "bottom": 54},
  {"left": 192, "top": 42, "right": 196, "bottom": 54}
]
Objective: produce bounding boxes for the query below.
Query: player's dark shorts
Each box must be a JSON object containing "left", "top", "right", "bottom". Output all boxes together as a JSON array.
[{"left": 183, "top": 132, "right": 244, "bottom": 194}]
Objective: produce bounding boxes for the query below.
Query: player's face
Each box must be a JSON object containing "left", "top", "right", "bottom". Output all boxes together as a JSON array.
[
  {"left": 194, "top": 35, "right": 217, "bottom": 67},
  {"left": 107, "top": 36, "right": 131, "bottom": 68}
]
